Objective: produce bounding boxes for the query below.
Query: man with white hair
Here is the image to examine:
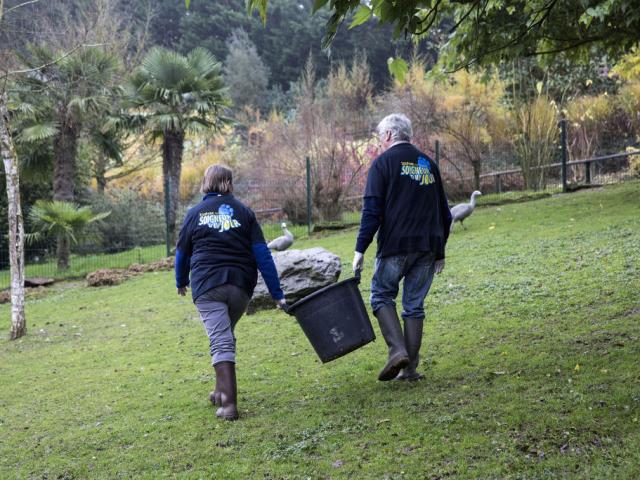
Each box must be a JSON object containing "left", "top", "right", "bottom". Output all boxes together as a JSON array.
[{"left": 353, "top": 114, "right": 452, "bottom": 381}]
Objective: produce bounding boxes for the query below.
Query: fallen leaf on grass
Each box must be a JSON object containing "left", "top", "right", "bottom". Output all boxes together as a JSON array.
[
  {"left": 574, "top": 363, "right": 580, "bottom": 371},
  {"left": 376, "top": 419, "right": 390, "bottom": 425}
]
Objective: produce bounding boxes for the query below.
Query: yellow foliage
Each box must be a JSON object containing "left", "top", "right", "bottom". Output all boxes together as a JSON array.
[
  {"left": 436, "top": 70, "right": 509, "bottom": 158},
  {"left": 611, "top": 46, "right": 640, "bottom": 82},
  {"left": 630, "top": 151, "right": 640, "bottom": 177},
  {"left": 617, "top": 83, "right": 640, "bottom": 129},
  {"left": 566, "top": 94, "right": 612, "bottom": 127},
  {"left": 109, "top": 134, "right": 228, "bottom": 202},
  {"left": 512, "top": 94, "right": 558, "bottom": 190}
]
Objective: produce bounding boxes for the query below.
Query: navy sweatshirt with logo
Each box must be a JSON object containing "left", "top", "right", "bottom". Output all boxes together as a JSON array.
[
  {"left": 355, "top": 143, "right": 452, "bottom": 259},
  {"left": 175, "top": 193, "right": 284, "bottom": 302}
]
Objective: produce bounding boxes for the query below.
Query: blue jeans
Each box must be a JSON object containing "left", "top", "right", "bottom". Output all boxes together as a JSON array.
[{"left": 370, "top": 252, "right": 436, "bottom": 320}]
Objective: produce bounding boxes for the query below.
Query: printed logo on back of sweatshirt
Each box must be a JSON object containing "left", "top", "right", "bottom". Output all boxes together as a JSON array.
[
  {"left": 400, "top": 156, "right": 435, "bottom": 186},
  {"left": 198, "top": 204, "right": 241, "bottom": 233}
]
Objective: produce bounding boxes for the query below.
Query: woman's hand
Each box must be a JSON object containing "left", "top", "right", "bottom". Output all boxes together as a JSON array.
[{"left": 177, "top": 287, "right": 188, "bottom": 296}]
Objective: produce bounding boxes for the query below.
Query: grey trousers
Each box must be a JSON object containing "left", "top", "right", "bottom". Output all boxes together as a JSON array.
[{"left": 195, "top": 284, "right": 250, "bottom": 365}]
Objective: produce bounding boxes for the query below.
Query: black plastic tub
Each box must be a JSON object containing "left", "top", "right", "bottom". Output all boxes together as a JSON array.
[{"left": 285, "top": 271, "right": 375, "bottom": 363}]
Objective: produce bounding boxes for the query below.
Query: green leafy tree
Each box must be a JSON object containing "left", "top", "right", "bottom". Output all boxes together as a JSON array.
[
  {"left": 146, "top": 0, "right": 432, "bottom": 90},
  {"left": 26, "top": 200, "right": 110, "bottom": 269},
  {"left": 126, "top": 47, "right": 228, "bottom": 244},
  {"left": 223, "top": 29, "right": 270, "bottom": 112},
  {"left": 248, "top": 0, "right": 640, "bottom": 69}
]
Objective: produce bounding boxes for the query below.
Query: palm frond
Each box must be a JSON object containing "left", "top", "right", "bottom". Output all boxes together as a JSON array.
[
  {"left": 126, "top": 47, "right": 229, "bottom": 135},
  {"left": 187, "top": 48, "right": 221, "bottom": 78},
  {"left": 17, "top": 123, "right": 59, "bottom": 143},
  {"left": 27, "top": 200, "right": 111, "bottom": 246}
]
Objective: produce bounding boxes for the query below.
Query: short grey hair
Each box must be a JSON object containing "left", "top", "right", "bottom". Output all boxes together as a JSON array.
[{"left": 377, "top": 114, "right": 412, "bottom": 142}]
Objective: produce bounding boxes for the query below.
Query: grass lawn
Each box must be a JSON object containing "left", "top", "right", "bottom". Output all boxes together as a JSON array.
[{"left": 1, "top": 182, "right": 639, "bottom": 479}]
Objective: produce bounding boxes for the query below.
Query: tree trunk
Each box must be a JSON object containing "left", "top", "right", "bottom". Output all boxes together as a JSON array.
[
  {"left": 162, "top": 130, "right": 184, "bottom": 247},
  {"left": 95, "top": 154, "right": 108, "bottom": 193},
  {"left": 56, "top": 235, "right": 70, "bottom": 270},
  {"left": 52, "top": 119, "right": 78, "bottom": 202},
  {"left": 1, "top": 92, "right": 27, "bottom": 340},
  {"left": 52, "top": 117, "right": 78, "bottom": 269},
  {"left": 472, "top": 158, "right": 481, "bottom": 191}
]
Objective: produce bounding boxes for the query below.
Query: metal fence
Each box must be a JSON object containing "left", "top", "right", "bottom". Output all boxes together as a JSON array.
[{"left": 1, "top": 119, "right": 638, "bottom": 290}]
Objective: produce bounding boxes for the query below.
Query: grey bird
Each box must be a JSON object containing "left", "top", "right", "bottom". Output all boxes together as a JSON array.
[
  {"left": 450, "top": 190, "right": 482, "bottom": 231},
  {"left": 267, "top": 222, "right": 294, "bottom": 251}
]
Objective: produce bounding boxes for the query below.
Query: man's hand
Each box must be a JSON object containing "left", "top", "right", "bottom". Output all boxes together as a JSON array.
[
  {"left": 435, "top": 259, "right": 445, "bottom": 275},
  {"left": 352, "top": 251, "right": 364, "bottom": 273},
  {"left": 276, "top": 298, "right": 287, "bottom": 310},
  {"left": 177, "top": 287, "right": 188, "bottom": 296}
]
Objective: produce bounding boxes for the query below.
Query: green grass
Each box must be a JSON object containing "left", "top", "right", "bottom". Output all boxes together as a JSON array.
[
  {"left": 1, "top": 182, "right": 639, "bottom": 479},
  {"left": 476, "top": 188, "right": 563, "bottom": 206}
]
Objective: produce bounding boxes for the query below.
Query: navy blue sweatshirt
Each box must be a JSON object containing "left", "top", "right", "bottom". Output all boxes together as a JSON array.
[
  {"left": 175, "top": 193, "right": 284, "bottom": 302},
  {"left": 356, "top": 143, "right": 452, "bottom": 259}
]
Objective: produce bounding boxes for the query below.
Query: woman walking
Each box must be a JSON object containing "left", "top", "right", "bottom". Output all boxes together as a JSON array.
[{"left": 175, "top": 165, "right": 286, "bottom": 420}]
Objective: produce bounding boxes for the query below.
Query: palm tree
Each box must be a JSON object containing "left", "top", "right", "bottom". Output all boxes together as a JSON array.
[
  {"left": 126, "top": 47, "right": 228, "bottom": 245},
  {"left": 26, "top": 200, "right": 111, "bottom": 270},
  {"left": 12, "top": 46, "right": 120, "bottom": 267},
  {"left": 14, "top": 46, "right": 121, "bottom": 202}
]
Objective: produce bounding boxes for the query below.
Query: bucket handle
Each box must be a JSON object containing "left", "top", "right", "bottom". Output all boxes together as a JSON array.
[{"left": 281, "top": 269, "right": 362, "bottom": 316}]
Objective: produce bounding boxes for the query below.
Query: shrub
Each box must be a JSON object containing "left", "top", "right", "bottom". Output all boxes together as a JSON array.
[
  {"left": 630, "top": 151, "right": 640, "bottom": 177},
  {"left": 86, "top": 189, "right": 165, "bottom": 252},
  {"left": 512, "top": 94, "right": 559, "bottom": 191}
]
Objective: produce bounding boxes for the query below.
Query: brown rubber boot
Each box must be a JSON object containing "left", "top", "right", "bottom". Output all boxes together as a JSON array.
[
  {"left": 374, "top": 305, "right": 409, "bottom": 381},
  {"left": 395, "top": 317, "right": 425, "bottom": 381},
  {"left": 213, "top": 361, "right": 239, "bottom": 421}
]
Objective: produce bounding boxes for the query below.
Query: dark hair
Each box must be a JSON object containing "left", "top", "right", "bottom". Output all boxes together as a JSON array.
[{"left": 201, "top": 164, "right": 233, "bottom": 194}]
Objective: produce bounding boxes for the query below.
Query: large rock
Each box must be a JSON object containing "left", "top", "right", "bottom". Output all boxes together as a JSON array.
[
  {"left": 24, "top": 277, "right": 55, "bottom": 288},
  {"left": 247, "top": 247, "right": 341, "bottom": 313}
]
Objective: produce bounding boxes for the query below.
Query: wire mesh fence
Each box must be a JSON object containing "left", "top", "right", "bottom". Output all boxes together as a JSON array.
[{"left": 1, "top": 124, "right": 638, "bottom": 290}]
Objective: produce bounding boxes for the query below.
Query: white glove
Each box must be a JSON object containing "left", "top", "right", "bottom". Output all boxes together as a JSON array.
[
  {"left": 435, "top": 259, "right": 445, "bottom": 274},
  {"left": 352, "top": 251, "right": 364, "bottom": 273}
]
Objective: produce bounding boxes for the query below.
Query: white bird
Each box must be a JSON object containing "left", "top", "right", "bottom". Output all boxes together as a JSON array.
[
  {"left": 267, "top": 222, "right": 294, "bottom": 251},
  {"left": 450, "top": 191, "right": 482, "bottom": 231}
]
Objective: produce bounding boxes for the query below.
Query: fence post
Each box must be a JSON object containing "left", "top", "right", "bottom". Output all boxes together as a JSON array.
[
  {"left": 585, "top": 161, "right": 591, "bottom": 184},
  {"left": 435, "top": 140, "right": 440, "bottom": 167},
  {"left": 306, "top": 156, "right": 312, "bottom": 236},
  {"left": 164, "top": 175, "right": 171, "bottom": 257},
  {"left": 560, "top": 119, "right": 568, "bottom": 192},
  {"left": 495, "top": 174, "right": 502, "bottom": 194}
]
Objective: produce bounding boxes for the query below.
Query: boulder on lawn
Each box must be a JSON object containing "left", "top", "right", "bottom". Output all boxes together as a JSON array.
[
  {"left": 24, "top": 277, "right": 55, "bottom": 288},
  {"left": 247, "top": 247, "right": 341, "bottom": 314}
]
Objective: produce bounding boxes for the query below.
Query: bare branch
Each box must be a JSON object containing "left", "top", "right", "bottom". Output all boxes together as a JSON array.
[{"left": 3, "top": 0, "right": 39, "bottom": 17}]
